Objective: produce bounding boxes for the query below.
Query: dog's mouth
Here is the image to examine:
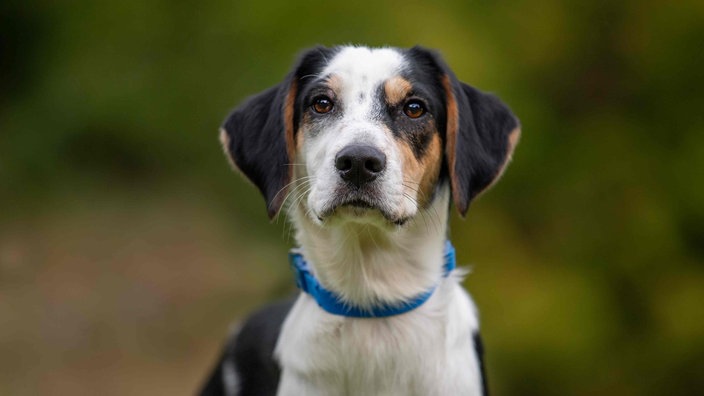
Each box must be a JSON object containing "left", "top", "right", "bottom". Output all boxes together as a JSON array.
[
  {"left": 317, "top": 194, "right": 409, "bottom": 226},
  {"left": 344, "top": 199, "right": 375, "bottom": 210},
  {"left": 321, "top": 196, "right": 379, "bottom": 217}
]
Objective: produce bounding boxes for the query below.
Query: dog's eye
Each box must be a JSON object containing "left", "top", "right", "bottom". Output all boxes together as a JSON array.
[
  {"left": 312, "top": 96, "right": 334, "bottom": 114},
  {"left": 403, "top": 100, "right": 425, "bottom": 118}
]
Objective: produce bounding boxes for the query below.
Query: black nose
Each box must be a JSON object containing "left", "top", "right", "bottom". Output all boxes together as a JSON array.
[{"left": 334, "top": 145, "right": 387, "bottom": 187}]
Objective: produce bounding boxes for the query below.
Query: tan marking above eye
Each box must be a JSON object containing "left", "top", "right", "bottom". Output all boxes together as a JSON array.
[
  {"left": 384, "top": 76, "right": 413, "bottom": 106},
  {"left": 326, "top": 74, "right": 343, "bottom": 93}
]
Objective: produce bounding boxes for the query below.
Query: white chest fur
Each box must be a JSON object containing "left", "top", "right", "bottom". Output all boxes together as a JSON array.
[{"left": 274, "top": 278, "right": 484, "bottom": 396}]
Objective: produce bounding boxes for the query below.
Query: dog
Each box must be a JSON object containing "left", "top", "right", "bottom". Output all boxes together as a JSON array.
[{"left": 201, "top": 45, "right": 520, "bottom": 396}]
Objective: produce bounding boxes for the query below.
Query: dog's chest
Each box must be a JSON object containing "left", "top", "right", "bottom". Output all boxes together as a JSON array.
[{"left": 275, "top": 286, "right": 484, "bottom": 395}]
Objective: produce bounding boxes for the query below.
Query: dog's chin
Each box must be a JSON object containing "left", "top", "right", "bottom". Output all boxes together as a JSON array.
[{"left": 315, "top": 199, "right": 411, "bottom": 227}]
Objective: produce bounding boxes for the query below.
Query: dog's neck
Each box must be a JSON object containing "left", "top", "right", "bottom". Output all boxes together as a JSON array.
[{"left": 291, "top": 185, "right": 451, "bottom": 310}]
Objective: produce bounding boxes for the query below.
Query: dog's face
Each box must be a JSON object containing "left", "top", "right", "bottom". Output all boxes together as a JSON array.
[
  {"left": 296, "top": 47, "right": 447, "bottom": 226},
  {"left": 221, "top": 46, "right": 520, "bottom": 226}
]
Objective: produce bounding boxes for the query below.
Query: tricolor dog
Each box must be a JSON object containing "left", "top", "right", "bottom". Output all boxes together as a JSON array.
[{"left": 201, "top": 45, "right": 520, "bottom": 396}]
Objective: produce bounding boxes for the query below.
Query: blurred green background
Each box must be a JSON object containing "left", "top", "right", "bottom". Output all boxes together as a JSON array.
[{"left": 1, "top": 0, "right": 703, "bottom": 394}]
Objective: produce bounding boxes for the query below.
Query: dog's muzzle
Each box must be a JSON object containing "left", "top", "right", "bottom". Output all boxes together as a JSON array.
[{"left": 319, "top": 144, "right": 400, "bottom": 223}]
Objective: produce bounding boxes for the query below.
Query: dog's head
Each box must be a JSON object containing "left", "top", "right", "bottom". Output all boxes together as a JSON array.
[{"left": 220, "top": 46, "right": 520, "bottom": 225}]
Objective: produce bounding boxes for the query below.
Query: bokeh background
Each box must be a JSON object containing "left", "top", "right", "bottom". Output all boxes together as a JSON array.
[{"left": 1, "top": 1, "right": 703, "bottom": 394}]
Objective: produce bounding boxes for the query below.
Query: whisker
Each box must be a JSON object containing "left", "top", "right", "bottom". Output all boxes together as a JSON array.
[
  {"left": 284, "top": 184, "right": 314, "bottom": 229},
  {"left": 401, "top": 192, "right": 430, "bottom": 233},
  {"left": 271, "top": 175, "right": 315, "bottom": 210},
  {"left": 276, "top": 178, "right": 314, "bottom": 225},
  {"left": 281, "top": 182, "right": 314, "bottom": 240},
  {"left": 276, "top": 184, "right": 304, "bottom": 226},
  {"left": 402, "top": 179, "right": 422, "bottom": 186},
  {"left": 298, "top": 73, "right": 320, "bottom": 81},
  {"left": 401, "top": 182, "right": 443, "bottom": 233}
]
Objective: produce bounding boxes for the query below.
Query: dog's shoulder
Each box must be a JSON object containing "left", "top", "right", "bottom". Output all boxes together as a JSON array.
[{"left": 200, "top": 297, "right": 295, "bottom": 396}]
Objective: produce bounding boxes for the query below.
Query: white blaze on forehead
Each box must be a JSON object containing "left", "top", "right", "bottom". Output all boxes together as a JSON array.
[
  {"left": 323, "top": 46, "right": 405, "bottom": 78},
  {"left": 323, "top": 47, "right": 406, "bottom": 114}
]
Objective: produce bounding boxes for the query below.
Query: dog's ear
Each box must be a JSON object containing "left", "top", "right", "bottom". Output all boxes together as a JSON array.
[
  {"left": 409, "top": 47, "right": 521, "bottom": 216},
  {"left": 220, "top": 47, "right": 332, "bottom": 219},
  {"left": 444, "top": 78, "right": 521, "bottom": 216},
  {"left": 220, "top": 81, "right": 295, "bottom": 219}
]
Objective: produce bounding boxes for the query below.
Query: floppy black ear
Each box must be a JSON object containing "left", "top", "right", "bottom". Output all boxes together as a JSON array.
[
  {"left": 443, "top": 76, "right": 521, "bottom": 216},
  {"left": 403, "top": 46, "right": 520, "bottom": 217},
  {"left": 220, "top": 80, "right": 296, "bottom": 219},
  {"left": 220, "top": 47, "right": 333, "bottom": 219}
]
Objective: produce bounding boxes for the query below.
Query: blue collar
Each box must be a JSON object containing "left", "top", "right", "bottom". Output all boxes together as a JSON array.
[{"left": 288, "top": 241, "right": 456, "bottom": 318}]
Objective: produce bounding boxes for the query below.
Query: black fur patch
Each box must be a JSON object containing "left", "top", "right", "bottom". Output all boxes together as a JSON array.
[
  {"left": 473, "top": 331, "right": 489, "bottom": 396},
  {"left": 199, "top": 298, "right": 295, "bottom": 396},
  {"left": 297, "top": 75, "right": 345, "bottom": 137},
  {"left": 376, "top": 80, "right": 441, "bottom": 160},
  {"left": 403, "top": 46, "right": 520, "bottom": 216},
  {"left": 221, "top": 47, "right": 337, "bottom": 218}
]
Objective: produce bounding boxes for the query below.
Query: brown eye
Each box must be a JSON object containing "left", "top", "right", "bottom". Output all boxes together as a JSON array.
[
  {"left": 403, "top": 100, "right": 425, "bottom": 118},
  {"left": 312, "top": 96, "right": 334, "bottom": 114}
]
